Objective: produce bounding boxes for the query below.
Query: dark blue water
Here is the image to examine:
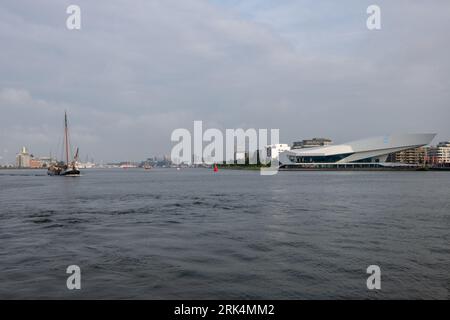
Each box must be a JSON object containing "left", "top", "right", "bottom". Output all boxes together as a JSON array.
[{"left": 0, "top": 169, "right": 448, "bottom": 299}]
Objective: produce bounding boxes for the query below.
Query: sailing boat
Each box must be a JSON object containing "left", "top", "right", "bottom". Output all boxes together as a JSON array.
[{"left": 47, "top": 112, "right": 81, "bottom": 176}]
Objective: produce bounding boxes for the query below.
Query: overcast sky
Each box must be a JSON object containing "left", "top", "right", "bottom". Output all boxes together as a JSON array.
[{"left": 1, "top": 0, "right": 449, "bottom": 163}]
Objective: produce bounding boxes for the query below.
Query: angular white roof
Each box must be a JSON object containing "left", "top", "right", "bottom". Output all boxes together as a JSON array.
[{"left": 286, "top": 133, "right": 436, "bottom": 157}]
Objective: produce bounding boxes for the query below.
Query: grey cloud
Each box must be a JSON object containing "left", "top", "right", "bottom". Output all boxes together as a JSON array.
[{"left": 0, "top": 0, "right": 449, "bottom": 163}]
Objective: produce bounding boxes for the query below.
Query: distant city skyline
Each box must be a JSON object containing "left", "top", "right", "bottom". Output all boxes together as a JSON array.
[{"left": 1, "top": 1, "right": 450, "bottom": 163}]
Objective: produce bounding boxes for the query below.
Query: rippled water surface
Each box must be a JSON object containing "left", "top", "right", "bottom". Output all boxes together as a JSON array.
[{"left": 0, "top": 168, "right": 449, "bottom": 299}]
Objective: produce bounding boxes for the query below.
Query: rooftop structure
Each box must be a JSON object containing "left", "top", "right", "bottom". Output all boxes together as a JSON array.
[{"left": 292, "top": 138, "right": 332, "bottom": 149}]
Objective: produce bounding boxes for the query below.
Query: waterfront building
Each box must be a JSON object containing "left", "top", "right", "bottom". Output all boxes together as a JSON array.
[
  {"left": 16, "top": 146, "right": 31, "bottom": 168},
  {"left": 427, "top": 141, "right": 450, "bottom": 164},
  {"left": 39, "top": 157, "right": 54, "bottom": 168},
  {"left": 29, "top": 158, "right": 43, "bottom": 169},
  {"left": 234, "top": 151, "right": 247, "bottom": 163},
  {"left": 279, "top": 134, "right": 436, "bottom": 169},
  {"left": 292, "top": 138, "right": 332, "bottom": 149},
  {"left": 388, "top": 147, "right": 427, "bottom": 165},
  {"left": 265, "top": 144, "right": 291, "bottom": 160},
  {"left": 75, "top": 161, "right": 96, "bottom": 169}
]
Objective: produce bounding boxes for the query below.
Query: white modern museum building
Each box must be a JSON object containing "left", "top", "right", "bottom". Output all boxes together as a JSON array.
[{"left": 279, "top": 133, "right": 436, "bottom": 169}]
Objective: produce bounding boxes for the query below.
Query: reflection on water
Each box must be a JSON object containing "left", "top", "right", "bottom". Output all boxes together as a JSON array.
[{"left": 0, "top": 169, "right": 449, "bottom": 299}]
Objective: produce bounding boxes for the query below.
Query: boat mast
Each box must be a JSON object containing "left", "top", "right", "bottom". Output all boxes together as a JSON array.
[{"left": 65, "top": 111, "right": 69, "bottom": 166}]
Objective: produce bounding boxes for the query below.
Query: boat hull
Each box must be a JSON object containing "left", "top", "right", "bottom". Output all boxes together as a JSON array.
[
  {"left": 61, "top": 169, "right": 81, "bottom": 176},
  {"left": 47, "top": 168, "right": 81, "bottom": 176}
]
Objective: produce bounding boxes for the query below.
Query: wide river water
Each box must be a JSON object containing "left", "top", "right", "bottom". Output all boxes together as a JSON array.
[{"left": 0, "top": 168, "right": 448, "bottom": 299}]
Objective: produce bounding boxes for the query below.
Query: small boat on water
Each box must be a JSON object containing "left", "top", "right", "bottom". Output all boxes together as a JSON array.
[
  {"left": 120, "top": 163, "right": 138, "bottom": 169},
  {"left": 47, "top": 112, "right": 81, "bottom": 176}
]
